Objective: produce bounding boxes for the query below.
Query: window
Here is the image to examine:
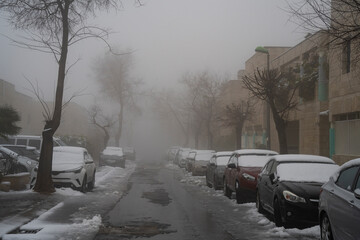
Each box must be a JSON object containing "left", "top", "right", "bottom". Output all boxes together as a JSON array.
[
  {"left": 336, "top": 166, "right": 359, "bottom": 191},
  {"left": 29, "top": 139, "right": 41, "bottom": 150},
  {"left": 356, "top": 174, "right": 360, "bottom": 190},
  {"left": 228, "top": 155, "right": 237, "bottom": 166},
  {"left": 270, "top": 161, "right": 278, "bottom": 174},
  {"left": 16, "top": 139, "right": 27, "bottom": 146},
  {"left": 262, "top": 159, "right": 274, "bottom": 175},
  {"left": 335, "top": 118, "right": 360, "bottom": 155},
  {"left": 342, "top": 39, "right": 351, "bottom": 74}
]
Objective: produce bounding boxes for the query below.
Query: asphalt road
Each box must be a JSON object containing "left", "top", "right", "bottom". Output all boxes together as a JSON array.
[{"left": 94, "top": 159, "right": 319, "bottom": 240}]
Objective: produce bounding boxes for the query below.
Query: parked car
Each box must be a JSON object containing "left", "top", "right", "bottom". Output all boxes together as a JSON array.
[
  {"left": 1, "top": 144, "right": 40, "bottom": 161},
  {"left": 0, "top": 135, "right": 65, "bottom": 150},
  {"left": 176, "top": 148, "right": 192, "bottom": 168},
  {"left": 0, "top": 146, "right": 38, "bottom": 174},
  {"left": 30, "top": 146, "right": 96, "bottom": 192},
  {"left": 123, "top": 146, "right": 136, "bottom": 161},
  {"left": 256, "top": 154, "right": 339, "bottom": 228},
  {"left": 100, "top": 147, "right": 126, "bottom": 168},
  {"left": 190, "top": 150, "right": 215, "bottom": 176},
  {"left": 223, "top": 149, "right": 278, "bottom": 203},
  {"left": 319, "top": 158, "right": 360, "bottom": 240},
  {"left": 206, "top": 151, "right": 233, "bottom": 190}
]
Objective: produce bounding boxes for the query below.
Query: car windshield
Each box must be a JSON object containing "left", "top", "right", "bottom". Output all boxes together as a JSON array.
[
  {"left": 216, "top": 156, "right": 231, "bottom": 165},
  {"left": 237, "top": 155, "right": 270, "bottom": 167},
  {"left": 195, "top": 153, "right": 213, "bottom": 161},
  {"left": 277, "top": 162, "right": 339, "bottom": 183},
  {"left": 53, "top": 152, "right": 84, "bottom": 164}
]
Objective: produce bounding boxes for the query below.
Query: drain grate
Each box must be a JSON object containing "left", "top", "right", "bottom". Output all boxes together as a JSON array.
[{"left": 8, "top": 228, "right": 42, "bottom": 234}]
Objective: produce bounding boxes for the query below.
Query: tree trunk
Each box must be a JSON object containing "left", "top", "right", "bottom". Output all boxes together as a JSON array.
[
  {"left": 115, "top": 102, "right": 124, "bottom": 147},
  {"left": 235, "top": 124, "right": 243, "bottom": 150},
  {"left": 206, "top": 121, "right": 213, "bottom": 149},
  {"left": 272, "top": 111, "right": 288, "bottom": 154},
  {"left": 34, "top": 1, "right": 70, "bottom": 193}
]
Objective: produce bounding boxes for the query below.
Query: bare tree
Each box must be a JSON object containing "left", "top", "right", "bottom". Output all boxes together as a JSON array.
[
  {"left": 94, "top": 51, "right": 140, "bottom": 147},
  {"left": 150, "top": 89, "right": 191, "bottom": 147},
  {"left": 88, "top": 104, "right": 116, "bottom": 148},
  {"left": 242, "top": 68, "right": 299, "bottom": 154},
  {"left": 217, "top": 101, "right": 254, "bottom": 149},
  {"left": 182, "top": 72, "right": 226, "bottom": 149},
  {"left": 289, "top": 0, "right": 360, "bottom": 58},
  {"left": 0, "top": 0, "right": 135, "bottom": 193}
]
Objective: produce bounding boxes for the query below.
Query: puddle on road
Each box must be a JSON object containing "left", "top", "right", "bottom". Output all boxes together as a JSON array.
[
  {"left": 96, "top": 221, "right": 176, "bottom": 239},
  {"left": 142, "top": 188, "right": 172, "bottom": 206}
]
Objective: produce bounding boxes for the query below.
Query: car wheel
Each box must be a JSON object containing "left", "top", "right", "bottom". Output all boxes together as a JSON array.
[
  {"left": 80, "top": 174, "right": 87, "bottom": 193},
  {"left": 223, "top": 179, "right": 231, "bottom": 198},
  {"left": 274, "top": 198, "right": 284, "bottom": 227},
  {"left": 321, "top": 214, "right": 334, "bottom": 240},
  {"left": 87, "top": 172, "right": 95, "bottom": 191},
  {"left": 256, "top": 191, "right": 265, "bottom": 214}
]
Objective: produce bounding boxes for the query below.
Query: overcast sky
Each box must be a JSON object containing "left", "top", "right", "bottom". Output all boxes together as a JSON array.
[{"left": 0, "top": 0, "right": 306, "bottom": 107}]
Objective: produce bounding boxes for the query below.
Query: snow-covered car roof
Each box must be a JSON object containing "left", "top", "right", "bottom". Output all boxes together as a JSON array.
[
  {"left": 54, "top": 146, "right": 87, "bottom": 154},
  {"left": 102, "top": 147, "right": 124, "bottom": 156},
  {"left": 234, "top": 149, "right": 278, "bottom": 156},
  {"left": 272, "top": 154, "right": 335, "bottom": 164},
  {"left": 215, "top": 151, "right": 233, "bottom": 157},
  {"left": 194, "top": 150, "right": 215, "bottom": 154}
]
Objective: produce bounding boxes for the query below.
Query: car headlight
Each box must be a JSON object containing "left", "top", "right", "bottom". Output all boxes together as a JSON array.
[
  {"left": 242, "top": 173, "right": 256, "bottom": 181},
  {"left": 283, "top": 190, "right": 306, "bottom": 203},
  {"left": 72, "top": 167, "right": 83, "bottom": 173},
  {"left": 27, "top": 160, "right": 32, "bottom": 165},
  {"left": 63, "top": 167, "right": 83, "bottom": 173}
]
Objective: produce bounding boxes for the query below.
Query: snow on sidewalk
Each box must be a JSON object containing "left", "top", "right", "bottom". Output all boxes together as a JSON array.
[{"left": 1, "top": 161, "right": 136, "bottom": 240}]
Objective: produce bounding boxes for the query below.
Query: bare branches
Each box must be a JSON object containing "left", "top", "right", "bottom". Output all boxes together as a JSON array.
[{"left": 288, "top": 0, "right": 360, "bottom": 47}]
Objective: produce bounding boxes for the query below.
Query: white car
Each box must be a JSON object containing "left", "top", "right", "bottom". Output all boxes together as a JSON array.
[
  {"left": 100, "top": 147, "right": 125, "bottom": 168},
  {"left": 30, "top": 146, "right": 96, "bottom": 192}
]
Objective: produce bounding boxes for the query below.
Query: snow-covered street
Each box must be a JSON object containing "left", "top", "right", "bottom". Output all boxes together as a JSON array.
[
  {"left": 0, "top": 161, "right": 136, "bottom": 240},
  {"left": 1, "top": 160, "right": 322, "bottom": 240}
]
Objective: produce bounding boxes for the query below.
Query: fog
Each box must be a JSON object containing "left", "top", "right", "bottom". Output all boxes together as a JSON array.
[{"left": 0, "top": 0, "right": 306, "bottom": 151}]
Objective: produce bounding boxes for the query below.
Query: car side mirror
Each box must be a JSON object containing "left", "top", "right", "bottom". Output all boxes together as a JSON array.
[
  {"left": 210, "top": 162, "right": 215, "bottom": 166},
  {"left": 269, "top": 173, "right": 278, "bottom": 184},
  {"left": 354, "top": 189, "right": 360, "bottom": 199},
  {"left": 228, "top": 163, "right": 236, "bottom": 169}
]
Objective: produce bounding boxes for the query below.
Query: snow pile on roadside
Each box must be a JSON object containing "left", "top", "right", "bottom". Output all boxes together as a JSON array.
[
  {"left": 54, "top": 187, "right": 84, "bottom": 196},
  {"left": 165, "top": 162, "right": 178, "bottom": 170}
]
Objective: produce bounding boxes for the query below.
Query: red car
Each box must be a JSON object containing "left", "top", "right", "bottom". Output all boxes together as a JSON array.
[{"left": 223, "top": 149, "right": 278, "bottom": 203}]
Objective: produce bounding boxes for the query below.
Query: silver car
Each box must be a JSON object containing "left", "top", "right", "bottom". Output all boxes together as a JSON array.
[{"left": 319, "top": 158, "right": 360, "bottom": 240}]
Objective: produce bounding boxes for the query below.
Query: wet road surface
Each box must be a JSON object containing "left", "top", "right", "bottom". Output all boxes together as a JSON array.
[{"left": 95, "top": 160, "right": 319, "bottom": 240}]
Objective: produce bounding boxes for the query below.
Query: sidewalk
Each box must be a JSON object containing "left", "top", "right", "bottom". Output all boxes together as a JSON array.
[{"left": 0, "top": 162, "right": 136, "bottom": 240}]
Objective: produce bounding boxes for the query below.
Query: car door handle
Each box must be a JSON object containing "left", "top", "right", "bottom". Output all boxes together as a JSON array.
[{"left": 329, "top": 189, "right": 334, "bottom": 195}]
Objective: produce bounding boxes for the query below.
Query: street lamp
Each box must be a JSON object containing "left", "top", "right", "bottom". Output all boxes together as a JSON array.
[{"left": 255, "top": 46, "right": 271, "bottom": 150}]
